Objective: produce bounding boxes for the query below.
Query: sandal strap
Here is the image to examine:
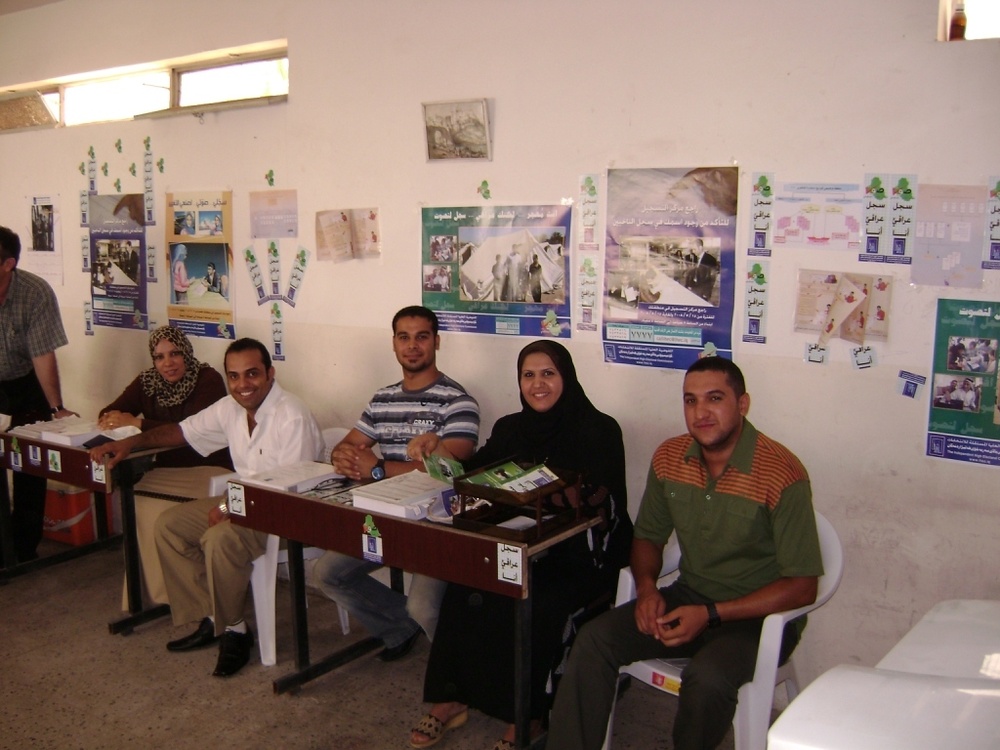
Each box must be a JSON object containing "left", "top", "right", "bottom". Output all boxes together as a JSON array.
[{"left": 412, "top": 714, "right": 444, "bottom": 738}]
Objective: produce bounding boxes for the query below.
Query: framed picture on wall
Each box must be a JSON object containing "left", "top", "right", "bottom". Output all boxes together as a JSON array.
[{"left": 423, "top": 98, "right": 492, "bottom": 161}]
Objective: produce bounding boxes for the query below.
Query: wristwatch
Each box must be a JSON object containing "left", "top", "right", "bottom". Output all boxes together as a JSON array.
[
  {"left": 705, "top": 601, "right": 722, "bottom": 629},
  {"left": 371, "top": 459, "right": 386, "bottom": 481}
]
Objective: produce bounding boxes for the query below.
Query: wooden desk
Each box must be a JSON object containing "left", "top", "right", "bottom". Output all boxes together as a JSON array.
[
  {"left": 0, "top": 431, "right": 170, "bottom": 632},
  {"left": 0, "top": 431, "right": 115, "bottom": 574},
  {"left": 229, "top": 481, "right": 598, "bottom": 749}
]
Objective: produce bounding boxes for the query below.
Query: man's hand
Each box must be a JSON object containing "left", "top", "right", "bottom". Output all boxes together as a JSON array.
[
  {"left": 88, "top": 438, "right": 134, "bottom": 470},
  {"left": 406, "top": 433, "right": 441, "bottom": 461},
  {"left": 208, "top": 503, "right": 228, "bottom": 527},
  {"left": 331, "top": 442, "right": 377, "bottom": 481},
  {"left": 633, "top": 587, "right": 668, "bottom": 637},
  {"left": 651, "top": 604, "right": 709, "bottom": 647}
]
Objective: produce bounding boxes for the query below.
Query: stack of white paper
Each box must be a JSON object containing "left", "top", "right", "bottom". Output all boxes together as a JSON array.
[
  {"left": 238, "top": 461, "right": 344, "bottom": 493},
  {"left": 352, "top": 472, "right": 453, "bottom": 520},
  {"left": 40, "top": 416, "right": 102, "bottom": 446}
]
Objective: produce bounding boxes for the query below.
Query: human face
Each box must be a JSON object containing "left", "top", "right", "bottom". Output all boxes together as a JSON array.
[
  {"left": 224, "top": 348, "right": 275, "bottom": 416},
  {"left": 0, "top": 255, "right": 14, "bottom": 292},
  {"left": 683, "top": 370, "right": 749, "bottom": 454},
  {"left": 519, "top": 352, "right": 564, "bottom": 413},
  {"left": 152, "top": 338, "right": 187, "bottom": 384},
  {"left": 392, "top": 316, "right": 439, "bottom": 374}
]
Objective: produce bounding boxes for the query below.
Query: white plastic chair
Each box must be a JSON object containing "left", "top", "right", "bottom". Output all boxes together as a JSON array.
[
  {"left": 248, "top": 427, "right": 352, "bottom": 667},
  {"left": 250, "top": 534, "right": 350, "bottom": 666},
  {"left": 602, "top": 511, "right": 844, "bottom": 750}
]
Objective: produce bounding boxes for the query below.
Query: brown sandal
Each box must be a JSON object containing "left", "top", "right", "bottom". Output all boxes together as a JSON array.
[{"left": 409, "top": 709, "right": 469, "bottom": 748}]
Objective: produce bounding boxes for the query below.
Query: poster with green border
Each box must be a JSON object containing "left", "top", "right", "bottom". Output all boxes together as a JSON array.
[{"left": 926, "top": 299, "right": 1000, "bottom": 466}]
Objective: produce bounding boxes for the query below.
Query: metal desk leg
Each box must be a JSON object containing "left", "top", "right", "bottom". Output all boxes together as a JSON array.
[
  {"left": 514, "top": 576, "right": 534, "bottom": 748},
  {"left": 0, "top": 468, "right": 16, "bottom": 572},
  {"left": 108, "top": 457, "right": 169, "bottom": 633},
  {"left": 271, "top": 546, "right": 382, "bottom": 694},
  {"left": 287, "top": 540, "right": 310, "bottom": 669}
]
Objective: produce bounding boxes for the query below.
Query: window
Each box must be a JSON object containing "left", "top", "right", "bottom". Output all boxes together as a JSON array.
[
  {"left": 63, "top": 71, "right": 171, "bottom": 126},
  {"left": 178, "top": 57, "right": 288, "bottom": 108},
  {"left": 0, "top": 41, "right": 287, "bottom": 132},
  {"left": 940, "top": 0, "right": 1000, "bottom": 41}
]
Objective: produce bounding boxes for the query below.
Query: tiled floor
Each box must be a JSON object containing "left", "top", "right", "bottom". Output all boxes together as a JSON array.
[{"left": 0, "top": 542, "right": 734, "bottom": 750}]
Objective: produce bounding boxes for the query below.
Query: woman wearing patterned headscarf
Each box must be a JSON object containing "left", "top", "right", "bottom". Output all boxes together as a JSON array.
[
  {"left": 99, "top": 326, "right": 232, "bottom": 605},
  {"left": 406, "top": 340, "right": 633, "bottom": 750}
]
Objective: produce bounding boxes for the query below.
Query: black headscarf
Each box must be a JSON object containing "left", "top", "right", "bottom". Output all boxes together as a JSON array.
[{"left": 468, "top": 340, "right": 633, "bottom": 570}]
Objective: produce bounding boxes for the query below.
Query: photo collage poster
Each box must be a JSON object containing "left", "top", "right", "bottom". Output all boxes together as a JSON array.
[
  {"left": 421, "top": 205, "right": 572, "bottom": 338},
  {"left": 927, "top": 298, "right": 1000, "bottom": 466}
]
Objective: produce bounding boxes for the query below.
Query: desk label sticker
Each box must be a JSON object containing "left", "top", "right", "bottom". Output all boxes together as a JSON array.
[
  {"left": 47, "top": 449, "right": 62, "bottom": 473},
  {"left": 91, "top": 460, "right": 106, "bottom": 484},
  {"left": 361, "top": 515, "right": 383, "bottom": 563},
  {"left": 28, "top": 445, "right": 42, "bottom": 467},
  {"left": 497, "top": 543, "right": 522, "bottom": 585},
  {"left": 227, "top": 483, "right": 246, "bottom": 516}
]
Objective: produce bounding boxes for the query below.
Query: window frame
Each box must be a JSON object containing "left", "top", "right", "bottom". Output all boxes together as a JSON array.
[{"left": 0, "top": 41, "right": 288, "bottom": 132}]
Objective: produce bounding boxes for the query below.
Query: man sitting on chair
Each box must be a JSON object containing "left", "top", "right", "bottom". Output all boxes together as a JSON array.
[
  {"left": 313, "top": 305, "right": 480, "bottom": 661},
  {"left": 90, "top": 338, "right": 323, "bottom": 677},
  {"left": 547, "top": 357, "right": 823, "bottom": 750}
]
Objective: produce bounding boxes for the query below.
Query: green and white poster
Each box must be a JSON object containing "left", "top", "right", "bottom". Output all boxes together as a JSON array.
[{"left": 927, "top": 299, "right": 1000, "bottom": 466}]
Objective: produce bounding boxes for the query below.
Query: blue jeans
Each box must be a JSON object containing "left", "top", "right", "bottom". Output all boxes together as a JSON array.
[{"left": 312, "top": 551, "right": 446, "bottom": 647}]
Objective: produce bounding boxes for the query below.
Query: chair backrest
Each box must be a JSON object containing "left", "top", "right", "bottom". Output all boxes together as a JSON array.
[{"left": 811, "top": 511, "right": 844, "bottom": 610}]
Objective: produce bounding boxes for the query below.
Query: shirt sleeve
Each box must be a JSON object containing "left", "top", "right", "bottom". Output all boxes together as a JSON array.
[
  {"left": 771, "top": 479, "right": 824, "bottom": 578},
  {"left": 25, "top": 280, "right": 68, "bottom": 359},
  {"left": 179, "top": 400, "right": 230, "bottom": 457},
  {"left": 100, "top": 376, "right": 144, "bottom": 418},
  {"left": 439, "top": 393, "right": 480, "bottom": 444}
]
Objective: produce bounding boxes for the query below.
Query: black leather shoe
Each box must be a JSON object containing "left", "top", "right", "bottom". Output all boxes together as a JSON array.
[
  {"left": 212, "top": 627, "right": 255, "bottom": 677},
  {"left": 378, "top": 629, "right": 421, "bottom": 662},
  {"left": 166, "top": 617, "right": 218, "bottom": 652}
]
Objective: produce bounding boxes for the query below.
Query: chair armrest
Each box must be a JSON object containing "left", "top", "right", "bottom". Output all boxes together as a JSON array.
[{"left": 613, "top": 534, "right": 683, "bottom": 608}]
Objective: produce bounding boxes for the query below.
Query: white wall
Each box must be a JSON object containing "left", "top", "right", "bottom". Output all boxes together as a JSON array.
[{"left": 2, "top": 0, "right": 999, "bottom": 687}]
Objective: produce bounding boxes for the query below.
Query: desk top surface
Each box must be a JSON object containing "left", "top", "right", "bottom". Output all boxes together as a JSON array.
[
  {"left": 876, "top": 599, "right": 1000, "bottom": 679},
  {"left": 768, "top": 663, "right": 1000, "bottom": 750}
]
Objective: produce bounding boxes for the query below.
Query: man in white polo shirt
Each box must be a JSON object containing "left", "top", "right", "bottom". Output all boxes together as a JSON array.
[{"left": 90, "top": 337, "right": 323, "bottom": 677}]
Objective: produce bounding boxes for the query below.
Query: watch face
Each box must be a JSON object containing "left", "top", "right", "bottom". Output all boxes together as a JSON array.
[{"left": 371, "top": 466, "right": 385, "bottom": 481}]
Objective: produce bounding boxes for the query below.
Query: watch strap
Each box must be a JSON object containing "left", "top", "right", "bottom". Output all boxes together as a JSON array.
[{"left": 706, "top": 601, "right": 722, "bottom": 629}]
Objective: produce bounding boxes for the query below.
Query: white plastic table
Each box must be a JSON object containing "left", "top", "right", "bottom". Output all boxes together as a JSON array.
[
  {"left": 768, "top": 599, "right": 1000, "bottom": 750},
  {"left": 767, "top": 664, "right": 1000, "bottom": 750},
  {"left": 876, "top": 599, "right": 1000, "bottom": 679}
]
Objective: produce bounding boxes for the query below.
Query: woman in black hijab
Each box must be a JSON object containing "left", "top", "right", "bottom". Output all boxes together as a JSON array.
[{"left": 407, "top": 340, "right": 633, "bottom": 750}]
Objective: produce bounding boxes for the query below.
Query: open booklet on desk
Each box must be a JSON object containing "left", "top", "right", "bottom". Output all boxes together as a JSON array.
[{"left": 461, "top": 460, "right": 560, "bottom": 494}]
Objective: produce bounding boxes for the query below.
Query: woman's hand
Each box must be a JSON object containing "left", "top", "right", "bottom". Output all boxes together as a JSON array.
[
  {"left": 406, "top": 433, "right": 442, "bottom": 461},
  {"left": 98, "top": 410, "right": 140, "bottom": 430}
]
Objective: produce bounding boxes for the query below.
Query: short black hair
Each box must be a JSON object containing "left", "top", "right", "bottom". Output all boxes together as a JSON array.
[
  {"left": 392, "top": 305, "right": 439, "bottom": 335},
  {"left": 0, "top": 226, "right": 21, "bottom": 263},
  {"left": 207, "top": 262, "right": 216, "bottom": 270},
  {"left": 685, "top": 356, "right": 746, "bottom": 397},
  {"left": 225, "top": 337, "right": 272, "bottom": 371}
]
